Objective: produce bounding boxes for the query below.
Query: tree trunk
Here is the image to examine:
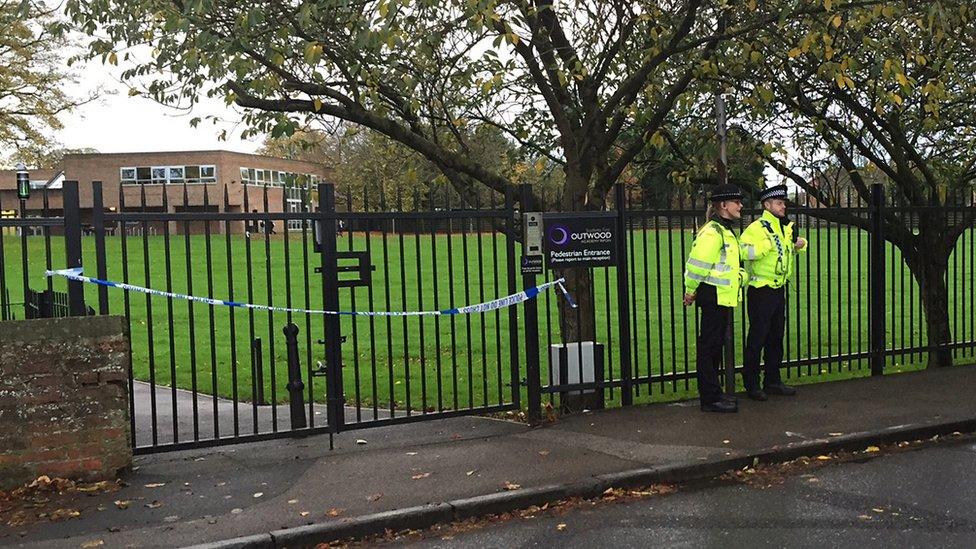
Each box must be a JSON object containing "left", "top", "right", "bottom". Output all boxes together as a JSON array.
[
  {"left": 904, "top": 243, "right": 953, "bottom": 368},
  {"left": 553, "top": 164, "right": 602, "bottom": 344},
  {"left": 556, "top": 267, "right": 596, "bottom": 343}
]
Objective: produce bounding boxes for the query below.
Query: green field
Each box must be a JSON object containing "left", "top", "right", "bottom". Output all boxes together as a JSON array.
[{"left": 2, "top": 225, "right": 975, "bottom": 412}]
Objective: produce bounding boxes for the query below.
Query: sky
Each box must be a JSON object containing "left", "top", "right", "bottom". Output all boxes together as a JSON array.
[{"left": 56, "top": 59, "right": 263, "bottom": 155}]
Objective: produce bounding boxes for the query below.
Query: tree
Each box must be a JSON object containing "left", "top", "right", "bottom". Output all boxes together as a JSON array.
[
  {"left": 739, "top": 1, "right": 976, "bottom": 367},
  {"left": 260, "top": 125, "right": 562, "bottom": 212},
  {"left": 0, "top": 1, "right": 94, "bottom": 164},
  {"left": 10, "top": 147, "right": 100, "bottom": 169},
  {"left": 67, "top": 0, "right": 847, "bottom": 342}
]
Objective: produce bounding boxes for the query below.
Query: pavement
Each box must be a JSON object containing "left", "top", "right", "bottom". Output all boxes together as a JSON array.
[
  {"left": 3, "top": 364, "right": 976, "bottom": 548},
  {"left": 404, "top": 434, "right": 976, "bottom": 547}
]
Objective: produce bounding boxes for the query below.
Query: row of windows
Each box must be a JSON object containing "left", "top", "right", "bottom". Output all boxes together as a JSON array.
[
  {"left": 121, "top": 165, "right": 216, "bottom": 185},
  {"left": 240, "top": 167, "right": 319, "bottom": 189}
]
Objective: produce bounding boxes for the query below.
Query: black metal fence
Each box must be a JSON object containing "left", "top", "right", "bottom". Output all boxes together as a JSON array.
[{"left": 1, "top": 180, "right": 974, "bottom": 454}]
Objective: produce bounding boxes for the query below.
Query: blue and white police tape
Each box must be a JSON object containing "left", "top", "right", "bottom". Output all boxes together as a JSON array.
[{"left": 45, "top": 267, "right": 577, "bottom": 317}]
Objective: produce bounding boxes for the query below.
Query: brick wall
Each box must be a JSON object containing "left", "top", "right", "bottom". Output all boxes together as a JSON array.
[{"left": 0, "top": 316, "right": 132, "bottom": 490}]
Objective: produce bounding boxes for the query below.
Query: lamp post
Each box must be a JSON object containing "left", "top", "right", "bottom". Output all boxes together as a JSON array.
[
  {"left": 15, "top": 162, "right": 30, "bottom": 313},
  {"left": 16, "top": 162, "right": 30, "bottom": 201}
]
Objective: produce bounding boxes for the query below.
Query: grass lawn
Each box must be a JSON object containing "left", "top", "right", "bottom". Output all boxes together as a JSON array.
[{"left": 2, "top": 223, "right": 975, "bottom": 413}]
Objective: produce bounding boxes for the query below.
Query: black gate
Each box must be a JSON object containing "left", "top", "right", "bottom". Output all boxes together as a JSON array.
[{"left": 79, "top": 181, "right": 524, "bottom": 454}]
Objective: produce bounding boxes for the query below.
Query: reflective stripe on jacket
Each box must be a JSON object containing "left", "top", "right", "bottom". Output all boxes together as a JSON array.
[
  {"left": 740, "top": 209, "right": 807, "bottom": 288},
  {"left": 684, "top": 219, "right": 748, "bottom": 307}
]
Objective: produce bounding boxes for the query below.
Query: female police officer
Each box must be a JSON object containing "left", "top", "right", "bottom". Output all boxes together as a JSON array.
[
  {"left": 739, "top": 184, "right": 807, "bottom": 401},
  {"left": 683, "top": 184, "right": 761, "bottom": 413}
]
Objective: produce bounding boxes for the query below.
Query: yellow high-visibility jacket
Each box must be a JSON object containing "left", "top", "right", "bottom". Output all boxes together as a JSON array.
[
  {"left": 684, "top": 219, "right": 754, "bottom": 307},
  {"left": 739, "top": 209, "right": 807, "bottom": 289}
]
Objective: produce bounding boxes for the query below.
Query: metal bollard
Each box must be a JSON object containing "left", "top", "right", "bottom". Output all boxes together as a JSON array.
[{"left": 283, "top": 323, "right": 307, "bottom": 429}]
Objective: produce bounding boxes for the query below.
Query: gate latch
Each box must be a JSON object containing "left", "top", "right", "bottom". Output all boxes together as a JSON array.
[{"left": 314, "top": 251, "right": 374, "bottom": 288}]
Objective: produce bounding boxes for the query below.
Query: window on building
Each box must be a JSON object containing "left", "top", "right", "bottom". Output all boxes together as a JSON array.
[{"left": 121, "top": 164, "right": 217, "bottom": 185}]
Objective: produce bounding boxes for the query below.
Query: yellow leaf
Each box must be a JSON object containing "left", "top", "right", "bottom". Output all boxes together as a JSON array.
[
  {"left": 502, "top": 481, "right": 521, "bottom": 490},
  {"left": 816, "top": 455, "right": 832, "bottom": 461},
  {"left": 891, "top": 93, "right": 903, "bottom": 105},
  {"left": 895, "top": 72, "right": 909, "bottom": 86},
  {"left": 824, "top": 0, "right": 833, "bottom": 12},
  {"left": 788, "top": 47, "right": 802, "bottom": 58},
  {"left": 832, "top": 14, "right": 842, "bottom": 28},
  {"left": 313, "top": 99, "right": 322, "bottom": 112},
  {"left": 865, "top": 445, "right": 880, "bottom": 453}
]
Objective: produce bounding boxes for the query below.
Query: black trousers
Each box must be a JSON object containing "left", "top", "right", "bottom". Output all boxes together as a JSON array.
[
  {"left": 695, "top": 284, "right": 730, "bottom": 404},
  {"left": 743, "top": 285, "right": 786, "bottom": 390}
]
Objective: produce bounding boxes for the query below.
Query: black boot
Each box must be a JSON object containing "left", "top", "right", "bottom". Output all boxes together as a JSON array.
[
  {"left": 765, "top": 382, "right": 797, "bottom": 396},
  {"left": 701, "top": 399, "right": 738, "bottom": 413},
  {"left": 746, "top": 388, "right": 768, "bottom": 401}
]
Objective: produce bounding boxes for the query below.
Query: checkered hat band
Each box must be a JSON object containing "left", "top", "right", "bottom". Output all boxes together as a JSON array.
[
  {"left": 760, "top": 189, "right": 787, "bottom": 200},
  {"left": 711, "top": 192, "right": 742, "bottom": 200}
]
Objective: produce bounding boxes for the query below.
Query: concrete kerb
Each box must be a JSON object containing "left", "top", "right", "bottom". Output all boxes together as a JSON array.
[{"left": 188, "top": 416, "right": 976, "bottom": 549}]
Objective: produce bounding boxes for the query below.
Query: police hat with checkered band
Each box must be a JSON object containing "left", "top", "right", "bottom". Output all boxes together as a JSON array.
[
  {"left": 758, "top": 184, "right": 788, "bottom": 203},
  {"left": 708, "top": 184, "right": 745, "bottom": 202}
]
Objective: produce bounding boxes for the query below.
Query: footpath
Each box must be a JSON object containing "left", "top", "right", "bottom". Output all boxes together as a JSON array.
[{"left": 3, "top": 365, "right": 976, "bottom": 548}]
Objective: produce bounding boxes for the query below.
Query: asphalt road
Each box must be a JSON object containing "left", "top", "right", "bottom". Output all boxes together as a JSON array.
[{"left": 400, "top": 439, "right": 976, "bottom": 548}]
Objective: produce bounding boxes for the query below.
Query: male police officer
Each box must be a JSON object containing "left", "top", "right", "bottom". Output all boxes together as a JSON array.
[{"left": 739, "top": 184, "right": 807, "bottom": 401}]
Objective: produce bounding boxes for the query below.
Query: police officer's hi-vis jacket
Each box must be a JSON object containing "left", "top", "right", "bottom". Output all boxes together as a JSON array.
[
  {"left": 684, "top": 219, "right": 761, "bottom": 307},
  {"left": 739, "top": 209, "right": 807, "bottom": 289}
]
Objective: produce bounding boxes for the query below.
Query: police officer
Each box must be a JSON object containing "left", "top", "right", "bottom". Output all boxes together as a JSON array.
[
  {"left": 739, "top": 184, "right": 808, "bottom": 401},
  {"left": 683, "top": 184, "right": 751, "bottom": 413}
]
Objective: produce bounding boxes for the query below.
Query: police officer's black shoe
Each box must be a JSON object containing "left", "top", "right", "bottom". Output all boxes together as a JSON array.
[
  {"left": 700, "top": 400, "right": 738, "bottom": 413},
  {"left": 764, "top": 382, "right": 797, "bottom": 396},
  {"left": 746, "top": 388, "right": 768, "bottom": 401}
]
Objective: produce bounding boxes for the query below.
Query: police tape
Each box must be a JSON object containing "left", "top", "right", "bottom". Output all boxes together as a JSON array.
[{"left": 45, "top": 267, "right": 577, "bottom": 317}]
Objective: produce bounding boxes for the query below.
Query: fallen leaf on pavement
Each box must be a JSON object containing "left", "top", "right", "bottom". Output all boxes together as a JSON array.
[
  {"left": 829, "top": 432, "right": 843, "bottom": 436},
  {"left": 80, "top": 540, "right": 104, "bottom": 548},
  {"left": 230, "top": 508, "right": 243, "bottom": 514},
  {"left": 300, "top": 511, "right": 310, "bottom": 517},
  {"left": 816, "top": 455, "right": 832, "bottom": 461},
  {"left": 367, "top": 493, "right": 383, "bottom": 502},
  {"left": 287, "top": 499, "right": 298, "bottom": 504},
  {"left": 872, "top": 508, "right": 885, "bottom": 513},
  {"left": 145, "top": 501, "right": 162, "bottom": 509},
  {"left": 253, "top": 492, "right": 264, "bottom": 498},
  {"left": 556, "top": 523, "right": 567, "bottom": 531},
  {"left": 412, "top": 472, "right": 431, "bottom": 480},
  {"left": 858, "top": 515, "right": 872, "bottom": 520},
  {"left": 144, "top": 483, "right": 166, "bottom": 489},
  {"left": 865, "top": 446, "right": 880, "bottom": 453},
  {"left": 114, "top": 500, "right": 130, "bottom": 510},
  {"left": 406, "top": 452, "right": 418, "bottom": 456},
  {"left": 49, "top": 508, "right": 81, "bottom": 521},
  {"left": 538, "top": 450, "right": 550, "bottom": 456},
  {"left": 502, "top": 482, "right": 521, "bottom": 491},
  {"left": 326, "top": 507, "right": 344, "bottom": 517},
  {"left": 466, "top": 470, "right": 476, "bottom": 476},
  {"left": 356, "top": 439, "right": 368, "bottom": 445}
]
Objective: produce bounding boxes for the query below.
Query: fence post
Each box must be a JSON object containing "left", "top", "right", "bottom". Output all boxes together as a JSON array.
[
  {"left": 613, "top": 184, "right": 634, "bottom": 406},
  {"left": 504, "top": 186, "right": 521, "bottom": 410},
  {"left": 283, "top": 323, "right": 308, "bottom": 430},
  {"left": 91, "top": 181, "right": 109, "bottom": 314},
  {"left": 252, "top": 337, "right": 265, "bottom": 405},
  {"left": 62, "top": 181, "right": 87, "bottom": 316},
  {"left": 318, "top": 183, "right": 345, "bottom": 432},
  {"left": 869, "top": 183, "right": 886, "bottom": 376},
  {"left": 520, "top": 184, "right": 543, "bottom": 423}
]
